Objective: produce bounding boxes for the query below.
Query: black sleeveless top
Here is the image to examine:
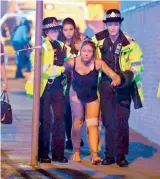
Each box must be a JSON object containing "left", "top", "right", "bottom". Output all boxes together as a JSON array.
[{"left": 72, "top": 58, "right": 99, "bottom": 103}]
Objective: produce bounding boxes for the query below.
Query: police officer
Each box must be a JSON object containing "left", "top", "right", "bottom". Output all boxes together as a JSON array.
[
  {"left": 25, "top": 17, "right": 73, "bottom": 163},
  {"left": 92, "top": 9, "right": 143, "bottom": 167}
]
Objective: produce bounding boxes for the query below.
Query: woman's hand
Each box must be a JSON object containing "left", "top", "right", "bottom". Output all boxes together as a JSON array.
[
  {"left": 111, "top": 74, "right": 121, "bottom": 86},
  {"left": 98, "top": 59, "right": 121, "bottom": 86}
]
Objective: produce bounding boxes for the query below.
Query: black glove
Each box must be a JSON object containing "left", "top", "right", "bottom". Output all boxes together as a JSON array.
[
  {"left": 121, "top": 70, "right": 134, "bottom": 88},
  {"left": 130, "top": 81, "right": 143, "bottom": 109},
  {"left": 116, "top": 70, "right": 134, "bottom": 89}
]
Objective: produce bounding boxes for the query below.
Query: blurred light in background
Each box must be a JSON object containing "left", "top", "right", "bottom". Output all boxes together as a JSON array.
[
  {"left": 0, "top": 0, "right": 120, "bottom": 58},
  {"left": 44, "top": 3, "right": 54, "bottom": 10},
  {"left": 0, "top": 0, "right": 120, "bottom": 34}
]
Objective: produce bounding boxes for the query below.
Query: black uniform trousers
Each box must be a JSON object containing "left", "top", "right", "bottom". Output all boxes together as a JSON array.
[
  {"left": 99, "top": 80, "right": 131, "bottom": 157},
  {"left": 38, "top": 78, "right": 65, "bottom": 158},
  {"left": 64, "top": 82, "right": 72, "bottom": 140}
]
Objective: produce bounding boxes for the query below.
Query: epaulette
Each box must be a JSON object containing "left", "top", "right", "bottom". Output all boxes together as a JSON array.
[
  {"left": 123, "top": 32, "right": 135, "bottom": 43},
  {"left": 95, "top": 30, "right": 108, "bottom": 41}
]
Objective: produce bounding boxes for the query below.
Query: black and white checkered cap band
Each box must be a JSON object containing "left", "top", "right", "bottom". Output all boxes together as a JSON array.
[
  {"left": 107, "top": 12, "right": 121, "bottom": 18},
  {"left": 43, "top": 23, "right": 59, "bottom": 29}
]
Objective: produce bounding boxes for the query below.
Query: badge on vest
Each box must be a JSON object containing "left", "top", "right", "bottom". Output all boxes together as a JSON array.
[
  {"left": 54, "top": 49, "right": 58, "bottom": 60},
  {"left": 115, "top": 43, "right": 122, "bottom": 55}
]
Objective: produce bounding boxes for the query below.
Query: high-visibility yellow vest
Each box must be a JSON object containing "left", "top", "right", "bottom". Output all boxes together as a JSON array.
[
  {"left": 25, "top": 37, "right": 72, "bottom": 98},
  {"left": 92, "top": 32, "right": 144, "bottom": 104},
  {"left": 157, "top": 83, "right": 160, "bottom": 98}
]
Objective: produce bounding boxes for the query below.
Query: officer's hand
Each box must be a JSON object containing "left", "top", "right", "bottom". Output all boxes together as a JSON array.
[{"left": 111, "top": 74, "right": 121, "bottom": 86}]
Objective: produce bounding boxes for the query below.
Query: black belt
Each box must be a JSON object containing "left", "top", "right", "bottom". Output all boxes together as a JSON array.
[
  {"left": 47, "top": 79, "right": 54, "bottom": 84},
  {"left": 47, "top": 75, "right": 65, "bottom": 85}
]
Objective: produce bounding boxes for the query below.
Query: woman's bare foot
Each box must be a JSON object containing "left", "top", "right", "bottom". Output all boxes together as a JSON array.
[
  {"left": 73, "top": 152, "right": 81, "bottom": 162},
  {"left": 91, "top": 153, "right": 102, "bottom": 165}
]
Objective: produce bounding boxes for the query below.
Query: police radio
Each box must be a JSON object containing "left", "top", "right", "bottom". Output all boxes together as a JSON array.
[{"left": 114, "top": 43, "right": 122, "bottom": 73}]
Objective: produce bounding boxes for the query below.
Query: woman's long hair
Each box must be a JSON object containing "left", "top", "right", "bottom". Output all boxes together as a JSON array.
[{"left": 59, "top": 17, "right": 81, "bottom": 55}]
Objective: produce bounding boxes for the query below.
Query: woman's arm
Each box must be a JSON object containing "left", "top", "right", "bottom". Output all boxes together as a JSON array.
[
  {"left": 63, "top": 57, "right": 75, "bottom": 71},
  {"left": 95, "top": 59, "right": 121, "bottom": 86}
]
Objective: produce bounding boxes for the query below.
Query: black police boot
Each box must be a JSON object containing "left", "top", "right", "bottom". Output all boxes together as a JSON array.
[
  {"left": 38, "top": 155, "right": 51, "bottom": 163},
  {"left": 101, "top": 156, "right": 115, "bottom": 165},
  {"left": 116, "top": 155, "right": 129, "bottom": 167},
  {"left": 52, "top": 155, "right": 68, "bottom": 163}
]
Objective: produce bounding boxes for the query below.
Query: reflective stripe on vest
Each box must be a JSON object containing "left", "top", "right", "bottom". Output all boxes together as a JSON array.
[{"left": 131, "top": 61, "right": 142, "bottom": 66}]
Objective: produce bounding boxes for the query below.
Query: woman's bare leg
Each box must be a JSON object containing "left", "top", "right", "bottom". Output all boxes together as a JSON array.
[
  {"left": 70, "top": 86, "right": 84, "bottom": 162},
  {"left": 85, "top": 100, "right": 102, "bottom": 164}
]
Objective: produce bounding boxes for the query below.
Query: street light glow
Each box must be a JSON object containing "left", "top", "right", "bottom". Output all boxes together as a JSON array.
[{"left": 45, "top": 3, "right": 54, "bottom": 10}]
